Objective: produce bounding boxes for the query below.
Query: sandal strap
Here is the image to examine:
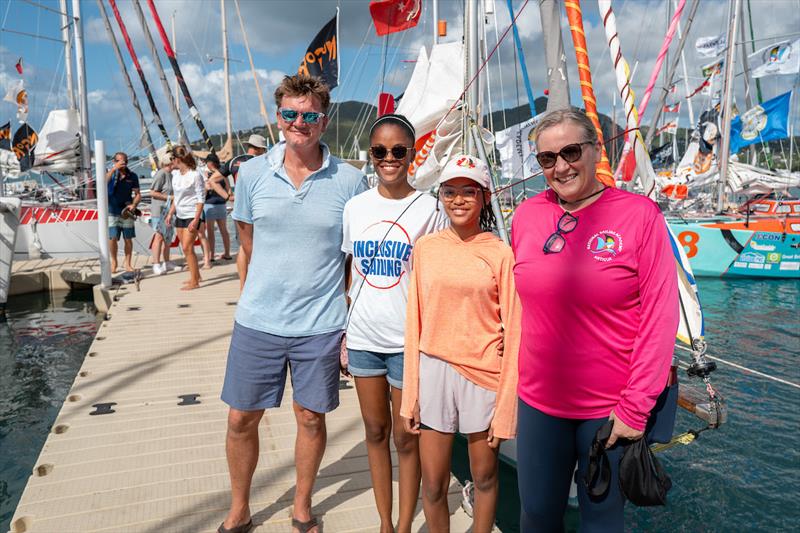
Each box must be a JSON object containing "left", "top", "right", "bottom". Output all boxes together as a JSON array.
[{"left": 291, "top": 516, "right": 318, "bottom": 533}]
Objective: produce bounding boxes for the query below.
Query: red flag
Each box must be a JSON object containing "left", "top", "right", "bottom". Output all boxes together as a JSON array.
[
  {"left": 663, "top": 102, "right": 680, "bottom": 113},
  {"left": 620, "top": 150, "right": 637, "bottom": 182},
  {"left": 369, "top": 0, "right": 422, "bottom": 37},
  {"left": 15, "top": 58, "right": 23, "bottom": 75},
  {"left": 378, "top": 93, "right": 395, "bottom": 116}
]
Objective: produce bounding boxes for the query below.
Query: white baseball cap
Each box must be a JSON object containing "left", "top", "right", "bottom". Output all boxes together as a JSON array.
[{"left": 436, "top": 154, "right": 491, "bottom": 188}]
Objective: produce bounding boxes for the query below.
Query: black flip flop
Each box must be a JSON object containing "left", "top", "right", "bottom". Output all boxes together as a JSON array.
[
  {"left": 217, "top": 518, "right": 253, "bottom": 533},
  {"left": 292, "top": 516, "right": 318, "bottom": 533}
]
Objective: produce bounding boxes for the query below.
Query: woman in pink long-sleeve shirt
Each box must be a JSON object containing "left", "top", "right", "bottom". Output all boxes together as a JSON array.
[{"left": 511, "top": 109, "right": 678, "bottom": 532}]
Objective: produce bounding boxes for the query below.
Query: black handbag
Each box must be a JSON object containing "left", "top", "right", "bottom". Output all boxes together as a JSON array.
[
  {"left": 583, "top": 419, "right": 673, "bottom": 507},
  {"left": 619, "top": 437, "right": 672, "bottom": 506}
]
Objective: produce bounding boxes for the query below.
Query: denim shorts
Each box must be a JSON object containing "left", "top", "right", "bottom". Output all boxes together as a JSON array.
[
  {"left": 347, "top": 349, "right": 404, "bottom": 389},
  {"left": 203, "top": 203, "right": 227, "bottom": 220},
  {"left": 108, "top": 214, "right": 135, "bottom": 240},
  {"left": 221, "top": 321, "right": 343, "bottom": 413},
  {"left": 149, "top": 216, "right": 174, "bottom": 243}
]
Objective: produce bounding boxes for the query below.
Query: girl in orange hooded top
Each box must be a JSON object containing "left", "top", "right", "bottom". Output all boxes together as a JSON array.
[{"left": 400, "top": 154, "right": 521, "bottom": 532}]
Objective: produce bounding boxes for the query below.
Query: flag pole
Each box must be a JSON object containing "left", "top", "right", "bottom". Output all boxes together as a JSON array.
[{"left": 717, "top": 0, "right": 741, "bottom": 213}]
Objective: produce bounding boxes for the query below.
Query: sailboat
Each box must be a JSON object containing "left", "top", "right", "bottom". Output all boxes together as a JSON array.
[{"left": 652, "top": 0, "right": 800, "bottom": 278}]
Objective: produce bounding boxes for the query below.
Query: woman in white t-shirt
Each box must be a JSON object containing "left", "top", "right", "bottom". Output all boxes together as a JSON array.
[
  {"left": 342, "top": 114, "right": 448, "bottom": 533},
  {"left": 165, "top": 145, "right": 204, "bottom": 290}
]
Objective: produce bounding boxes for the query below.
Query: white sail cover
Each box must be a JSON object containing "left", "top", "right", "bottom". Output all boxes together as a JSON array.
[
  {"left": 0, "top": 149, "right": 20, "bottom": 178},
  {"left": 33, "top": 109, "right": 80, "bottom": 174},
  {"left": 727, "top": 161, "right": 800, "bottom": 194},
  {"left": 396, "top": 42, "right": 464, "bottom": 138}
]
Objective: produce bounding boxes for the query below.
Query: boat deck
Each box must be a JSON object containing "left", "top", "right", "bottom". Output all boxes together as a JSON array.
[
  {"left": 9, "top": 259, "right": 474, "bottom": 532},
  {"left": 9, "top": 254, "right": 151, "bottom": 296}
]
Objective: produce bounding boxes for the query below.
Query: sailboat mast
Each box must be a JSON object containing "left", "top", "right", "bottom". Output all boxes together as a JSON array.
[
  {"left": 466, "top": 0, "right": 480, "bottom": 154},
  {"left": 644, "top": 0, "right": 700, "bottom": 149},
  {"left": 433, "top": 0, "right": 439, "bottom": 45},
  {"left": 131, "top": 0, "right": 188, "bottom": 145},
  {"left": 59, "top": 0, "right": 76, "bottom": 110},
  {"left": 96, "top": 0, "right": 158, "bottom": 168},
  {"left": 172, "top": 12, "right": 179, "bottom": 115},
  {"left": 221, "top": 0, "right": 232, "bottom": 146},
  {"left": 717, "top": 0, "right": 741, "bottom": 212},
  {"left": 232, "top": 0, "right": 276, "bottom": 145},
  {"left": 539, "top": 0, "right": 570, "bottom": 112},
  {"left": 72, "top": 0, "right": 92, "bottom": 199}
]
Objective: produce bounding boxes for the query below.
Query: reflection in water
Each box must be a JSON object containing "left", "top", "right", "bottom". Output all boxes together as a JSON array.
[{"left": 0, "top": 290, "right": 99, "bottom": 532}]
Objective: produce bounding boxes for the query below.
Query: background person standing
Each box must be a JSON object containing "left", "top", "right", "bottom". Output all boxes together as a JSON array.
[
  {"left": 104, "top": 151, "right": 140, "bottom": 273},
  {"left": 149, "top": 157, "right": 175, "bottom": 275}
]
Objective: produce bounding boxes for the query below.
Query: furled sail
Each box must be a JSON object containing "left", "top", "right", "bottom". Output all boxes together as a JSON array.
[{"left": 32, "top": 109, "right": 81, "bottom": 174}]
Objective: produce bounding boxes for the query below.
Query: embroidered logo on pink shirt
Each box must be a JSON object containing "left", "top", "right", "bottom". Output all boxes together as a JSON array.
[{"left": 586, "top": 230, "right": 623, "bottom": 262}]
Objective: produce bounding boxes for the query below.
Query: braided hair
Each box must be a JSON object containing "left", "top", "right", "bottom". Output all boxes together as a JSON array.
[{"left": 479, "top": 189, "right": 497, "bottom": 233}]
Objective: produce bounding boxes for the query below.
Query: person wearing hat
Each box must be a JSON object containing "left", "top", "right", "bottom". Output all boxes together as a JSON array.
[
  {"left": 202, "top": 153, "right": 232, "bottom": 261},
  {"left": 400, "top": 154, "right": 521, "bottom": 532}
]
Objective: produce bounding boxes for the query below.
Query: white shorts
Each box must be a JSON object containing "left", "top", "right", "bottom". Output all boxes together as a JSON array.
[{"left": 418, "top": 352, "right": 496, "bottom": 435}]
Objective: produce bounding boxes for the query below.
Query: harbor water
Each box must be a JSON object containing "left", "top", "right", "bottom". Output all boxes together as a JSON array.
[
  {"left": 1, "top": 279, "right": 797, "bottom": 532},
  {"left": 0, "top": 290, "right": 100, "bottom": 533}
]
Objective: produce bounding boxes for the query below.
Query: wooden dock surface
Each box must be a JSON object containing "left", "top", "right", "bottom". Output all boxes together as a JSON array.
[{"left": 9, "top": 259, "right": 475, "bottom": 533}]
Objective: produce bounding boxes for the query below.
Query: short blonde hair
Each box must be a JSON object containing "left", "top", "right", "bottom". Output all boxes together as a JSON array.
[
  {"left": 533, "top": 109, "right": 599, "bottom": 148},
  {"left": 274, "top": 74, "right": 331, "bottom": 112}
]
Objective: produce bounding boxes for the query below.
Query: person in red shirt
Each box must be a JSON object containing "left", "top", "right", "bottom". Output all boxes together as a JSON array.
[{"left": 511, "top": 109, "right": 678, "bottom": 531}]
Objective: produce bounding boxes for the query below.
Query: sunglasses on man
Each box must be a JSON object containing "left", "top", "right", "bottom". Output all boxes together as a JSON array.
[
  {"left": 369, "top": 145, "right": 412, "bottom": 161},
  {"left": 278, "top": 108, "right": 325, "bottom": 125},
  {"left": 535, "top": 141, "right": 595, "bottom": 169}
]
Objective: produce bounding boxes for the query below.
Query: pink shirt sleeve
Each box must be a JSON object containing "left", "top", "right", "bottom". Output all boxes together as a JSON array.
[{"left": 613, "top": 213, "right": 679, "bottom": 431}]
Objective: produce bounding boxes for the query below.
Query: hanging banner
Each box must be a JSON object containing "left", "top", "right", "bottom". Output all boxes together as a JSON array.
[
  {"left": 749, "top": 39, "right": 800, "bottom": 78},
  {"left": 729, "top": 91, "right": 791, "bottom": 153},
  {"left": 12, "top": 123, "right": 37, "bottom": 172},
  {"left": 695, "top": 34, "right": 726, "bottom": 58},
  {"left": 298, "top": 12, "right": 339, "bottom": 90},
  {"left": 495, "top": 115, "right": 544, "bottom": 185},
  {"left": 700, "top": 58, "right": 724, "bottom": 99},
  {"left": 0, "top": 122, "right": 10, "bottom": 150},
  {"left": 650, "top": 142, "right": 674, "bottom": 169},
  {"left": 369, "top": 0, "right": 422, "bottom": 36},
  {"left": 656, "top": 120, "right": 678, "bottom": 136},
  {"left": 3, "top": 79, "right": 28, "bottom": 122},
  {"left": 663, "top": 102, "right": 681, "bottom": 113}
]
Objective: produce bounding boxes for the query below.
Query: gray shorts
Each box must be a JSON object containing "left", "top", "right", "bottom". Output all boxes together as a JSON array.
[
  {"left": 221, "top": 321, "right": 343, "bottom": 413},
  {"left": 418, "top": 352, "right": 496, "bottom": 435}
]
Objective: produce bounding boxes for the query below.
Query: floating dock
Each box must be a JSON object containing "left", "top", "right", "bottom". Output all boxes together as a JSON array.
[{"left": 9, "top": 258, "right": 474, "bottom": 532}]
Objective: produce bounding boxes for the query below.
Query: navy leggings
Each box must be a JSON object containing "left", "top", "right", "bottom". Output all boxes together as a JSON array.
[{"left": 517, "top": 399, "right": 626, "bottom": 533}]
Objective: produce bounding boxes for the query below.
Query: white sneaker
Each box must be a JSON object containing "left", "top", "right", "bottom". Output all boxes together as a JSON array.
[
  {"left": 152, "top": 263, "right": 165, "bottom": 276},
  {"left": 165, "top": 261, "right": 181, "bottom": 271}
]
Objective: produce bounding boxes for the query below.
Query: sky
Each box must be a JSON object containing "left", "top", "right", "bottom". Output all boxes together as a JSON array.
[{"left": 1, "top": 0, "right": 799, "bottom": 162}]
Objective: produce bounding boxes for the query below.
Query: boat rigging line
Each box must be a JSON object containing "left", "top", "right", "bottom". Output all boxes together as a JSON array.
[
  {"left": 674, "top": 345, "right": 800, "bottom": 389},
  {"left": 145, "top": 0, "right": 215, "bottom": 152},
  {"left": 107, "top": 0, "right": 173, "bottom": 149}
]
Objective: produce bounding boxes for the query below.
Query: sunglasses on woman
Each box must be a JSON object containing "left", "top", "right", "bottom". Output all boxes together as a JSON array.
[
  {"left": 535, "top": 141, "right": 595, "bottom": 169},
  {"left": 370, "top": 145, "right": 411, "bottom": 160},
  {"left": 278, "top": 108, "right": 325, "bottom": 124},
  {"left": 543, "top": 211, "right": 578, "bottom": 254}
]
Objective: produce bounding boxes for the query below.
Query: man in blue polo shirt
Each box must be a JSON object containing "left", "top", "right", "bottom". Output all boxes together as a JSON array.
[
  {"left": 218, "top": 75, "right": 368, "bottom": 533},
  {"left": 103, "top": 151, "right": 140, "bottom": 273}
]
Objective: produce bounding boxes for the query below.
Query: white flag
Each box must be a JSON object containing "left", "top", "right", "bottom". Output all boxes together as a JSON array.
[
  {"left": 495, "top": 116, "right": 543, "bottom": 186},
  {"left": 749, "top": 39, "right": 800, "bottom": 78},
  {"left": 695, "top": 34, "right": 726, "bottom": 58}
]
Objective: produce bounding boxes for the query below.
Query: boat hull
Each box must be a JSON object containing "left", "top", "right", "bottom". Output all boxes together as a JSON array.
[
  {"left": 668, "top": 218, "right": 800, "bottom": 278},
  {"left": 14, "top": 205, "right": 155, "bottom": 259}
]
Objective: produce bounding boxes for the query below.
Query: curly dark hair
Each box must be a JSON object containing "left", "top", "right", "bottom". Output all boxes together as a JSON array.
[{"left": 479, "top": 189, "right": 497, "bottom": 233}]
